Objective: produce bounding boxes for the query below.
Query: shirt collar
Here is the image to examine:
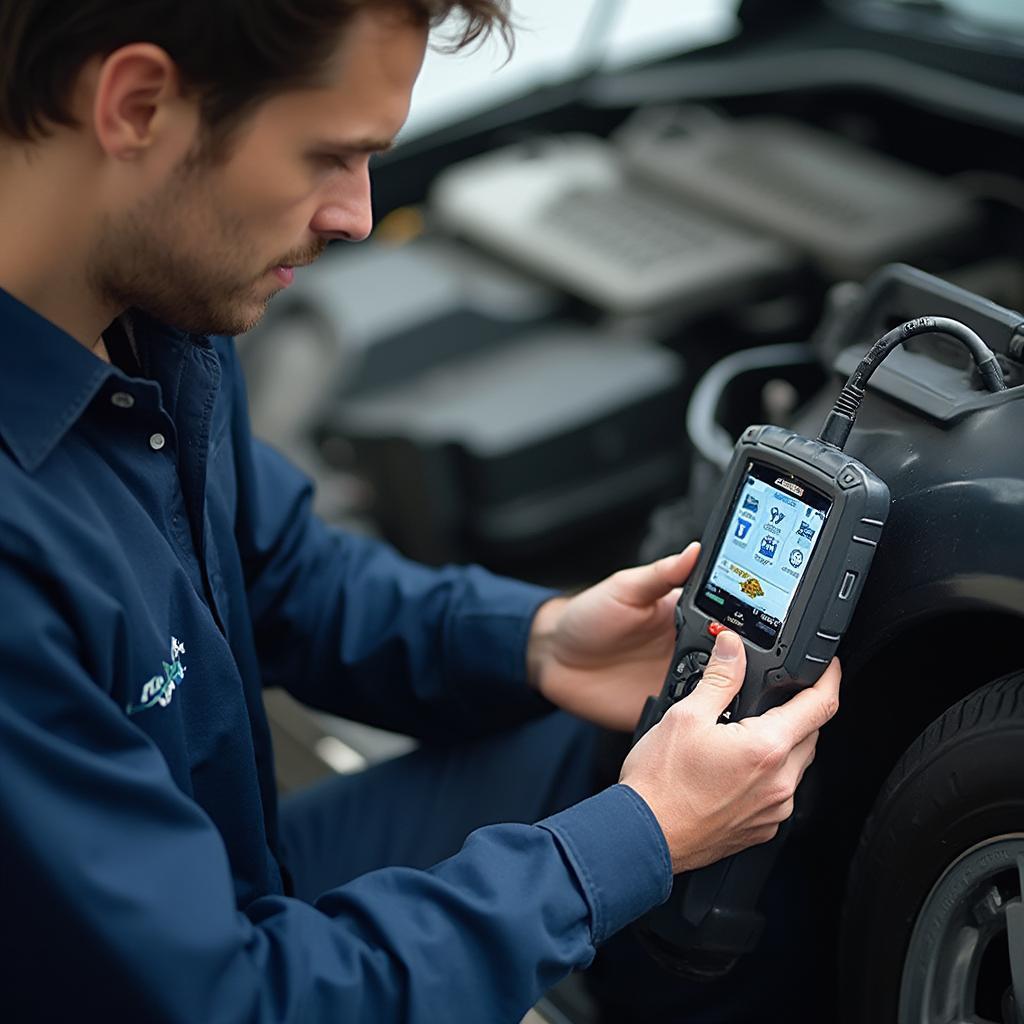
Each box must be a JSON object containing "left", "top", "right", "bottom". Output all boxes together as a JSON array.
[
  {"left": 0, "top": 287, "right": 211, "bottom": 473},
  {"left": 0, "top": 287, "right": 120, "bottom": 471}
]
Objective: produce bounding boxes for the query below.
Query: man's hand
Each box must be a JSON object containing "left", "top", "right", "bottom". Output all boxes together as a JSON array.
[
  {"left": 527, "top": 543, "right": 701, "bottom": 731},
  {"left": 620, "top": 630, "right": 841, "bottom": 874}
]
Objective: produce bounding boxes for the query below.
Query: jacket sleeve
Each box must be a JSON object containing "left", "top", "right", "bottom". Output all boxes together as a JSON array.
[
  {"left": 228, "top": 346, "right": 558, "bottom": 739},
  {"left": 0, "top": 554, "right": 671, "bottom": 1023}
]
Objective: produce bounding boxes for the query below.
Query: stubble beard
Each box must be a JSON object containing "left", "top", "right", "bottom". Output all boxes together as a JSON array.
[{"left": 89, "top": 163, "right": 291, "bottom": 338}]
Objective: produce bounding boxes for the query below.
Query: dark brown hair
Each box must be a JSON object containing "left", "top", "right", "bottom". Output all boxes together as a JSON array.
[{"left": 0, "top": 0, "right": 512, "bottom": 148}]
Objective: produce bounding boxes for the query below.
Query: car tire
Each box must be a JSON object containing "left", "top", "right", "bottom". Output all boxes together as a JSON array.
[{"left": 840, "top": 670, "right": 1024, "bottom": 1023}]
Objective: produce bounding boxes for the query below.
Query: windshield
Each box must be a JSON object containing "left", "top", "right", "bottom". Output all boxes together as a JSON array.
[{"left": 402, "top": 0, "right": 739, "bottom": 141}]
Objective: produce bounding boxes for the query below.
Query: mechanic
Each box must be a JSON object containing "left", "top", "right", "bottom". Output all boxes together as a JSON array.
[{"left": 0, "top": 1, "right": 841, "bottom": 1021}]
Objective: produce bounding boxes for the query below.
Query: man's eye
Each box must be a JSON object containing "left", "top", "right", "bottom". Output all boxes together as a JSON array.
[{"left": 316, "top": 154, "right": 349, "bottom": 171}]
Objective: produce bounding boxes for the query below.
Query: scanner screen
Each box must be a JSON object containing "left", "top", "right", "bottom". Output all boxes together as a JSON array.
[{"left": 696, "top": 461, "right": 832, "bottom": 649}]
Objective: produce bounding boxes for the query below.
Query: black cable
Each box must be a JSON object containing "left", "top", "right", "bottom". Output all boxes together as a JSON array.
[{"left": 818, "top": 315, "right": 1007, "bottom": 450}]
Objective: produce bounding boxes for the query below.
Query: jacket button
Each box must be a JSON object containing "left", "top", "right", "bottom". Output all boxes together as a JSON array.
[
  {"left": 149, "top": 433, "right": 166, "bottom": 451},
  {"left": 111, "top": 391, "right": 135, "bottom": 409}
]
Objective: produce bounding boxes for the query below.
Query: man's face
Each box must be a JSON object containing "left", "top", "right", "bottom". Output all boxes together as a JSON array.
[{"left": 89, "top": 7, "right": 427, "bottom": 337}]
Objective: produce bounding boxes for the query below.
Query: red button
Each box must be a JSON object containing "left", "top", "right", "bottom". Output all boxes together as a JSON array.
[{"left": 707, "top": 622, "right": 727, "bottom": 638}]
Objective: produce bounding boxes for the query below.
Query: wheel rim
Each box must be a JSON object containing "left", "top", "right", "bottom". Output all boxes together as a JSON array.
[{"left": 899, "top": 834, "right": 1024, "bottom": 1024}]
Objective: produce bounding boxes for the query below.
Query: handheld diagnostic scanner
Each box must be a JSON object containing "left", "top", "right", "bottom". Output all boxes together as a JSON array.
[{"left": 636, "top": 424, "right": 888, "bottom": 735}]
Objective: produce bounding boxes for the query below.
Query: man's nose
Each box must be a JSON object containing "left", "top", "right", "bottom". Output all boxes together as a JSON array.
[{"left": 310, "top": 166, "right": 373, "bottom": 242}]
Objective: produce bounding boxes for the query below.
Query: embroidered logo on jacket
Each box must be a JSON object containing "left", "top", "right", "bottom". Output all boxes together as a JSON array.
[{"left": 128, "top": 637, "right": 187, "bottom": 715}]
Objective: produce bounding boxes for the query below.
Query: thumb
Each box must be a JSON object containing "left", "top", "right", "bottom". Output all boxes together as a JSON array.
[{"left": 686, "top": 631, "right": 746, "bottom": 719}]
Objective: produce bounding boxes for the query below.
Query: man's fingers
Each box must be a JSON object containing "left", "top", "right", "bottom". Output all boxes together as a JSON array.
[
  {"left": 610, "top": 543, "right": 700, "bottom": 607},
  {"left": 684, "top": 631, "right": 746, "bottom": 719},
  {"left": 760, "top": 658, "right": 841, "bottom": 745}
]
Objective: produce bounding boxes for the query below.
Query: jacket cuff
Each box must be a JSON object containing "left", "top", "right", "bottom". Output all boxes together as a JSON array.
[
  {"left": 447, "top": 570, "right": 558, "bottom": 707},
  {"left": 537, "top": 784, "right": 672, "bottom": 945}
]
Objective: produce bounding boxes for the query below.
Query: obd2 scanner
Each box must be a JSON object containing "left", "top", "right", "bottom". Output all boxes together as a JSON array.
[{"left": 632, "top": 316, "right": 1007, "bottom": 978}]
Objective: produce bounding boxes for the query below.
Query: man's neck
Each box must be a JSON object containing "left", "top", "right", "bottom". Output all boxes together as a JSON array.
[
  {"left": 0, "top": 141, "right": 118, "bottom": 357},
  {"left": 91, "top": 335, "right": 112, "bottom": 363}
]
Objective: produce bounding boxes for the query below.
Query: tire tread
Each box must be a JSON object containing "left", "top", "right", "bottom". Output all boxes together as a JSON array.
[{"left": 864, "top": 670, "right": 1024, "bottom": 825}]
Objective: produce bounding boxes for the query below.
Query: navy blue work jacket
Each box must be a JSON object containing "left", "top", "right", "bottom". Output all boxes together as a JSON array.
[{"left": 0, "top": 287, "right": 671, "bottom": 1023}]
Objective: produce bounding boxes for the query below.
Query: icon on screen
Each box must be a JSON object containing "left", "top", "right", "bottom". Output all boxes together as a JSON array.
[
  {"left": 805, "top": 507, "right": 812, "bottom": 518},
  {"left": 741, "top": 577, "right": 764, "bottom": 599},
  {"left": 742, "top": 494, "right": 760, "bottom": 514},
  {"left": 797, "top": 521, "right": 815, "bottom": 540},
  {"left": 813, "top": 509, "right": 826, "bottom": 521},
  {"left": 734, "top": 518, "right": 752, "bottom": 540},
  {"left": 770, "top": 507, "right": 786, "bottom": 526},
  {"left": 747, "top": 476, "right": 755, "bottom": 486},
  {"left": 789, "top": 549, "right": 805, "bottom": 568},
  {"left": 759, "top": 536, "right": 778, "bottom": 559}
]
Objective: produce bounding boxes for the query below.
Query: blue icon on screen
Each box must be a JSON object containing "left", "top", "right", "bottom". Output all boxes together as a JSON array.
[
  {"left": 734, "top": 518, "right": 752, "bottom": 540},
  {"left": 742, "top": 494, "right": 759, "bottom": 513},
  {"left": 759, "top": 536, "right": 778, "bottom": 559},
  {"left": 770, "top": 507, "right": 786, "bottom": 525},
  {"left": 797, "top": 521, "right": 815, "bottom": 540}
]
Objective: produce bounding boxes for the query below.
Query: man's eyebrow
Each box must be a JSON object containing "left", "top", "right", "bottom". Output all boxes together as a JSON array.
[{"left": 314, "top": 137, "right": 396, "bottom": 155}]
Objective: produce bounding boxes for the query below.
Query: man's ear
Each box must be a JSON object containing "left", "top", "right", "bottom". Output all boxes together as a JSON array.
[{"left": 90, "top": 43, "right": 186, "bottom": 159}]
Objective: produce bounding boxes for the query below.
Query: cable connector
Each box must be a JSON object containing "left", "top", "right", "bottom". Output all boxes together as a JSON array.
[
  {"left": 818, "top": 380, "right": 865, "bottom": 449},
  {"left": 974, "top": 354, "right": 1006, "bottom": 393}
]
